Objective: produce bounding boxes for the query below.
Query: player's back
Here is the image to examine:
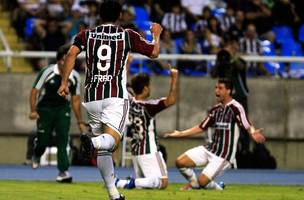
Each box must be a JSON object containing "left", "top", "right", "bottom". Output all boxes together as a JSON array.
[
  {"left": 83, "top": 24, "right": 130, "bottom": 102},
  {"left": 74, "top": 24, "right": 155, "bottom": 102}
]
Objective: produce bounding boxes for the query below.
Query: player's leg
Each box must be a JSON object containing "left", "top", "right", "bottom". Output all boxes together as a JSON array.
[
  {"left": 117, "top": 151, "right": 168, "bottom": 189},
  {"left": 198, "top": 150, "right": 231, "bottom": 190},
  {"left": 176, "top": 146, "right": 208, "bottom": 190},
  {"left": 82, "top": 98, "right": 128, "bottom": 200},
  {"left": 54, "top": 106, "right": 72, "bottom": 183},
  {"left": 32, "top": 107, "right": 53, "bottom": 168}
]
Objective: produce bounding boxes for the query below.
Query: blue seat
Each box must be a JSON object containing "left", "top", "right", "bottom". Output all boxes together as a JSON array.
[
  {"left": 129, "top": 60, "right": 152, "bottom": 75},
  {"left": 212, "top": 8, "right": 226, "bottom": 18},
  {"left": 298, "top": 24, "right": 304, "bottom": 43},
  {"left": 135, "top": 21, "right": 153, "bottom": 41},
  {"left": 272, "top": 26, "right": 294, "bottom": 44},
  {"left": 24, "top": 17, "right": 35, "bottom": 38},
  {"left": 261, "top": 40, "right": 281, "bottom": 75},
  {"left": 134, "top": 6, "right": 150, "bottom": 22},
  {"left": 281, "top": 39, "right": 303, "bottom": 56}
]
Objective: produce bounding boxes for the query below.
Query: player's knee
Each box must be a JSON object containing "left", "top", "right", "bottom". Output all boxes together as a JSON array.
[
  {"left": 159, "top": 178, "right": 168, "bottom": 189},
  {"left": 198, "top": 174, "right": 210, "bottom": 187},
  {"left": 175, "top": 157, "right": 185, "bottom": 168},
  {"left": 93, "top": 133, "right": 116, "bottom": 151}
]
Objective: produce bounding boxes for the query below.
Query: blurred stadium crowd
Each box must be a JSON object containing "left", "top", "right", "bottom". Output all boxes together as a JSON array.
[{"left": 2, "top": 0, "right": 304, "bottom": 77}]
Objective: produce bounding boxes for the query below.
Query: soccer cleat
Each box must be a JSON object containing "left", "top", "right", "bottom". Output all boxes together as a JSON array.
[
  {"left": 31, "top": 156, "right": 40, "bottom": 169},
  {"left": 219, "top": 181, "right": 225, "bottom": 189},
  {"left": 80, "top": 134, "right": 94, "bottom": 159},
  {"left": 56, "top": 171, "right": 73, "bottom": 183},
  {"left": 112, "top": 194, "right": 125, "bottom": 200},
  {"left": 124, "top": 177, "right": 135, "bottom": 189}
]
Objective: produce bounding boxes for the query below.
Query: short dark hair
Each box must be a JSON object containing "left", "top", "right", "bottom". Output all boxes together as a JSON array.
[
  {"left": 56, "top": 44, "right": 70, "bottom": 61},
  {"left": 218, "top": 78, "right": 233, "bottom": 95},
  {"left": 131, "top": 73, "right": 150, "bottom": 95},
  {"left": 99, "top": 0, "right": 122, "bottom": 22}
]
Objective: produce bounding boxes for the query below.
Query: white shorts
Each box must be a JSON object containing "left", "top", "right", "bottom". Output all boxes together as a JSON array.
[
  {"left": 132, "top": 151, "right": 168, "bottom": 179},
  {"left": 185, "top": 146, "right": 231, "bottom": 180},
  {"left": 82, "top": 98, "right": 129, "bottom": 137}
]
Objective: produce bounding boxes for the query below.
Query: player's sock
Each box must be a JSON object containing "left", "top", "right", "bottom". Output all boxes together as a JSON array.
[
  {"left": 134, "top": 176, "right": 160, "bottom": 189},
  {"left": 115, "top": 179, "right": 128, "bottom": 188},
  {"left": 204, "top": 181, "right": 223, "bottom": 190},
  {"left": 97, "top": 155, "right": 120, "bottom": 199},
  {"left": 92, "top": 134, "right": 115, "bottom": 150},
  {"left": 179, "top": 167, "right": 199, "bottom": 188}
]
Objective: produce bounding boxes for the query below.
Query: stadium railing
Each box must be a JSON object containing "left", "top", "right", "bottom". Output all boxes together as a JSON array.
[{"left": 1, "top": 50, "right": 304, "bottom": 76}]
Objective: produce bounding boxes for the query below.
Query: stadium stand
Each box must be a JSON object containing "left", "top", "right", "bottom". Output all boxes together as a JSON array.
[{"left": 0, "top": 8, "right": 32, "bottom": 72}]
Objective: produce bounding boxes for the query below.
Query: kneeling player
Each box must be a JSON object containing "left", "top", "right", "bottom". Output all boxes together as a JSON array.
[
  {"left": 116, "top": 68, "right": 178, "bottom": 189},
  {"left": 165, "top": 78, "right": 265, "bottom": 190}
]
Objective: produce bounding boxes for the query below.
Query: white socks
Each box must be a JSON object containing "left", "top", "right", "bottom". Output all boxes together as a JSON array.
[
  {"left": 97, "top": 155, "right": 120, "bottom": 199},
  {"left": 116, "top": 176, "right": 160, "bottom": 189},
  {"left": 92, "top": 134, "right": 115, "bottom": 150},
  {"left": 179, "top": 167, "right": 199, "bottom": 188},
  {"left": 204, "top": 181, "right": 223, "bottom": 190},
  {"left": 135, "top": 176, "right": 160, "bottom": 189}
]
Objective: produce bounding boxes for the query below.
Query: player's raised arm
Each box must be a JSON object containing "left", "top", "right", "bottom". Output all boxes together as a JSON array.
[
  {"left": 164, "top": 125, "right": 203, "bottom": 138},
  {"left": 164, "top": 67, "right": 178, "bottom": 107},
  {"left": 58, "top": 46, "right": 80, "bottom": 97},
  {"left": 150, "top": 23, "right": 163, "bottom": 58}
]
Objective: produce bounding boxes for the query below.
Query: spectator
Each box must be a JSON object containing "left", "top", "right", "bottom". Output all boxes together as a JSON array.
[
  {"left": 243, "top": 0, "right": 272, "bottom": 34},
  {"left": 178, "top": 30, "right": 204, "bottom": 74},
  {"left": 82, "top": 0, "right": 100, "bottom": 28},
  {"left": 148, "top": 0, "right": 180, "bottom": 23},
  {"left": 181, "top": 0, "right": 211, "bottom": 27},
  {"left": 149, "top": 29, "right": 178, "bottom": 74},
  {"left": 119, "top": 5, "right": 138, "bottom": 31},
  {"left": 46, "top": 0, "right": 65, "bottom": 20},
  {"left": 201, "top": 28, "right": 222, "bottom": 54},
  {"left": 12, "top": 0, "right": 46, "bottom": 38},
  {"left": 219, "top": 5, "right": 235, "bottom": 32},
  {"left": 194, "top": 6, "right": 212, "bottom": 40},
  {"left": 34, "top": 17, "right": 66, "bottom": 51},
  {"left": 239, "top": 23, "right": 267, "bottom": 76},
  {"left": 161, "top": 3, "right": 187, "bottom": 39},
  {"left": 63, "top": 3, "right": 85, "bottom": 40},
  {"left": 228, "top": 10, "right": 245, "bottom": 40}
]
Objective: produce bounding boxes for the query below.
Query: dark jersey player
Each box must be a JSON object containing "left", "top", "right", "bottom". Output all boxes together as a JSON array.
[
  {"left": 165, "top": 78, "right": 265, "bottom": 191},
  {"left": 58, "top": 1, "right": 163, "bottom": 200}
]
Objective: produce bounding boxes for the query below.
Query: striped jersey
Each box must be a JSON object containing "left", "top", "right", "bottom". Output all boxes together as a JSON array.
[
  {"left": 127, "top": 97, "right": 167, "bottom": 156},
  {"left": 199, "top": 99, "right": 251, "bottom": 163},
  {"left": 73, "top": 24, "right": 154, "bottom": 102},
  {"left": 33, "top": 64, "right": 80, "bottom": 108}
]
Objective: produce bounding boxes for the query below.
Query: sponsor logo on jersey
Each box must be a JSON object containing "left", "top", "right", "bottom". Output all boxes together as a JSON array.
[
  {"left": 214, "top": 122, "right": 231, "bottom": 130},
  {"left": 89, "top": 32, "right": 123, "bottom": 41},
  {"left": 93, "top": 75, "right": 113, "bottom": 82}
]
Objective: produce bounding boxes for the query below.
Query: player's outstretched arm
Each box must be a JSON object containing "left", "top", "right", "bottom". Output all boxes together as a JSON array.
[
  {"left": 150, "top": 23, "right": 163, "bottom": 58},
  {"left": 58, "top": 45, "right": 80, "bottom": 98},
  {"left": 164, "top": 67, "right": 178, "bottom": 107},
  {"left": 248, "top": 127, "right": 266, "bottom": 143},
  {"left": 164, "top": 125, "right": 203, "bottom": 138}
]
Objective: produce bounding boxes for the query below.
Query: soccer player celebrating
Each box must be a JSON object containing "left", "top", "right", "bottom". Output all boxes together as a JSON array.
[
  {"left": 57, "top": 1, "right": 163, "bottom": 200},
  {"left": 116, "top": 68, "right": 178, "bottom": 190},
  {"left": 165, "top": 78, "right": 265, "bottom": 190}
]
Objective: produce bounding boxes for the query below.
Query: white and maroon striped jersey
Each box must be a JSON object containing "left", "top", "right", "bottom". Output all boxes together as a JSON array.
[
  {"left": 73, "top": 24, "right": 154, "bottom": 102},
  {"left": 199, "top": 99, "right": 251, "bottom": 163},
  {"left": 127, "top": 97, "right": 167, "bottom": 156}
]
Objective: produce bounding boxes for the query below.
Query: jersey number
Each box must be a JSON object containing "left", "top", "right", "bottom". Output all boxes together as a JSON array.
[
  {"left": 129, "top": 115, "right": 144, "bottom": 140},
  {"left": 97, "top": 45, "right": 111, "bottom": 71}
]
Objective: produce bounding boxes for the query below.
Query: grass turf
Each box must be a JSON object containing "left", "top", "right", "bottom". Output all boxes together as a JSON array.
[{"left": 0, "top": 181, "right": 303, "bottom": 200}]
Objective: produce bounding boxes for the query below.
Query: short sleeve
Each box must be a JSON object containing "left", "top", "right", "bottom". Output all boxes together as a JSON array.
[
  {"left": 73, "top": 30, "right": 86, "bottom": 51},
  {"left": 126, "top": 29, "right": 154, "bottom": 57}
]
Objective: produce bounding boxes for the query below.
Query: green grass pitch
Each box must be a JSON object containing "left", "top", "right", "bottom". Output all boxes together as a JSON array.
[{"left": 0, "top": 181, "right": 303, "bottom": 200}]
